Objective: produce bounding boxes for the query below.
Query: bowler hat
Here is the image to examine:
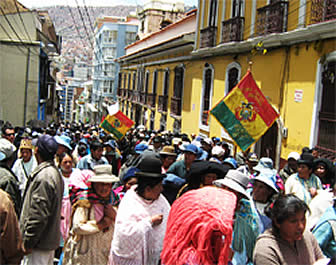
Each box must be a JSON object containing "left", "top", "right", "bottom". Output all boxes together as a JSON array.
[
  {"left": 88, "top": 165, "right": 119, "bottom": 183},
  {"left": 213, "top": 169, "right": 250, "bottom": 199},
  {"left": 136, "top": 156, "right": 165, "bottom": 178},
  {"left": 298, "top": 153, "right": 314, "bottom": 168}
]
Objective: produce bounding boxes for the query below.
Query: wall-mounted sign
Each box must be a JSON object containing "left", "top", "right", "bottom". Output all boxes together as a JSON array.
[{"left": 294, "top": 89, "right": 303, "bottom": 103}]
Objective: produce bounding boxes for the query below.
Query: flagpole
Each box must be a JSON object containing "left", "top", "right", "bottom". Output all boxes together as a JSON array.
[{"left": 248, "top": 61, "right": 253, "bottom": 72}]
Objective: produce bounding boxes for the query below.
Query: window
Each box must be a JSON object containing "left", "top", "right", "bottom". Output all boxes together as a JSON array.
[
  {"left": 104, "top": 47, "right": 116, "bottom": 59},
  {"left": 152, "top": 70, "right": 158, "bottom": 95},
  {"left": 200, "top": 64, "right": 214, "bottom": 127},
  {"left": 125, "top": 32, "right": 137, "bottom": 45},
  {"left": 232, "top": 0, "right": 244, "bottom": 17},
  {"left": 208, "top": 0, "right": 218, "bottom": 26},
  {"left": 132, "top": 72, "right": 137, "bottom": 90},
  {"left": 315, "top": 56, "right": 336, "bottom": 158},
  {"left": 104, "top": 30, "right": 118, "bottom": 43},
  {"left": 171, "top": 66, "right": 184, "bottom": 116},
  {"left": 225, "top": 62, "right": 241, "bottom": 96},
  {"left": 163, "top": 69, "right": 169, "bottom": 96},
  {"left": 128, "top": 73, "right": 131, "bottom": 89},
  {"left": 221, "top": 62, "right": 241, "bottom": 139}
]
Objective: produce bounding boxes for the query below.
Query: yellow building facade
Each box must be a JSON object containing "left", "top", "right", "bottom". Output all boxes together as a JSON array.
[{"left": 118, "top": 1, "right": 335, "bottom": 167}]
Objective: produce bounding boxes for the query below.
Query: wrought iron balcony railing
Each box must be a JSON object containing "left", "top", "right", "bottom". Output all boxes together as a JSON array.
[
  {"left": 132, "top": 91, "right": 140, "bottom": 103},
  {"left": 170, "top": 96, "right": 182, "bottom": 116},
  {"left": 127, "top": 89, "right": 133, "bottom": 101},
  {"left": 200, "top": 26, "right": 217, "bottom": 48},
  {"left": 158, "top": 95, "right": 168, "bottom": 112},
  {"left": 310, "top": 0, "right": 336, "bottom": 25},
  {"left": 256, "top": 1, "right": 289, "bottom": 36},
  {"left": 140, "top": 91, "right": 147, "bottom": 104},
  {"left": 221, "top": 16, "right": 245, "bottom": 43},
  {"left": 147, "top": 93, "right": 156, "bottom": 108}
]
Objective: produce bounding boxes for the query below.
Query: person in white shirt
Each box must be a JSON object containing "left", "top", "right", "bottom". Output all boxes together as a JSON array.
[{"left": 12, "top": 138, "right": 37, "bottom": 197}]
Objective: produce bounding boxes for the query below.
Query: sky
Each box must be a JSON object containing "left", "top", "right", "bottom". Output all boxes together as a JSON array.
[{"left": 19, "top": 0, "right": 198, "bottom": 8}]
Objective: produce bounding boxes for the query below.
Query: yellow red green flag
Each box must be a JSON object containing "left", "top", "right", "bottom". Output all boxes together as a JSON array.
[
  {"left": 100, "top": 111, "right": 134, "bottom": 140},
  {"left": 210, "top": 70, "right": 279, "bottom": 151}
]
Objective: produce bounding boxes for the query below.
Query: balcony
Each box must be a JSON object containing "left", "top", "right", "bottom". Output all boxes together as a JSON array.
[
  {"left": 310, "top": 0, "right": 336, "bottom": 25},
  {"left": 158, "top": 95, "right": 168, "bottom": 112},
  {"left": 147, "top": 93, "right": 156, "bottom": 108},
  {"left": 256, "top": 1, "right": 288, "bottom": 36},
  {"left": 221, "top": 17, "right": 245, "bottom": 43},
  {"left": 132, "top": 91, "right": 140, "bottom": 103},
  {"left": 127, "top": 89, "right": 133, "bottom": 101},
  {"left": 199, "top": 26, "right": 217, "bottom": 48},
  {"left": 140, "top": 91, "right": 146, "bottom": 104},
  {"left": 170, "top": 96, "right": 182, "bottom": 116},
  {"left": 122, "top": 88, "right": 127, "bottom": 98}
]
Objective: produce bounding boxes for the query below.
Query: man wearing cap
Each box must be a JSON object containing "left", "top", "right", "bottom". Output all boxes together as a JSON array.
[
  {"left": 77, "top": 140, "right": 108, "bottom": 170},
  {"left": 12, "top": 139, "right": 38, "bottom": 197},
  {"left": 279, "top": 152, "right": 300, "bottom": 183},
  {"left": 0, "top": 138, "right": 22, "bottom": 216},
  {"left": 20, "top": 135, "right": 64, "bottom": 264},
  {"left": 167, "top": 143, "right": 198, "bottom": 180}
]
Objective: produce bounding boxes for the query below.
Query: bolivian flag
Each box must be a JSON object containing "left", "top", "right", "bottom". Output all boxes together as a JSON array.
[
  {"left": 210, "top": 70, "right": 279, "bottom": 151},
  {"left": 100, "top": 111, "right": 134, "bottom": 140}
]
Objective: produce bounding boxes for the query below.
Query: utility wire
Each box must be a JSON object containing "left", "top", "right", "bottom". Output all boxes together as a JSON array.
[
  {"left": 74, "top": 0, "right": 94, "bottom": 50},
  {"left": 0, "top": 5, "right": 40, "bottom": 56},
  {"left": 66, "top": 4, "right": 88, "bottom": 51},
  {"left": 13, "top": 0, "right": 33, "bottom": 44},
  {"left": 0, "top": 18, "right": 28, "bottom": 55},
  {"left": 82, "top": 0, "right": 95, "bottom": 35}
]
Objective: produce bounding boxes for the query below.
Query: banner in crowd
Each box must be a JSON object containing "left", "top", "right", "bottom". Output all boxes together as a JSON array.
[
  {"left": 100, "top": 111, "right": 134, "bottom": 140},
  {"left": 210, "top": 70, "right": 279, "bottom": 151}
]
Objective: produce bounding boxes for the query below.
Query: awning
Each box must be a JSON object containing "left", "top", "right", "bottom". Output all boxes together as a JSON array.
[{"left": 87, "top": 103, "right": 98, "bottom": 112}]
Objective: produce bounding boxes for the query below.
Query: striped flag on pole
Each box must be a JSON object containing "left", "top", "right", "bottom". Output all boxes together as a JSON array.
[
  {"left": 210, "top": 70, "right": 279, "bottom": 151},
  {"left": 100, "top": 111, "right": 134, "bottom": 140}
]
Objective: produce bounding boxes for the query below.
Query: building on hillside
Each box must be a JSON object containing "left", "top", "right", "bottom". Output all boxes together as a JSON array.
[
  {"left": 137, "top": 0, "right": 186, "bottom": 39},
  {"left": 0, "top": 0, "right": 61, "bottom": 126},
  {"left": 73, "top": 59, "right": 91, "bottom": 81},
  {"left": 117, "top": 0, "right": 336, "bottom": 167},
  {"left": 92, "top": 16, "right": 138, "bottom": 119}
]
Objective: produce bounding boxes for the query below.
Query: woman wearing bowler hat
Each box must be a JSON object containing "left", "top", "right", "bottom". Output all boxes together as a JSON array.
[
  {"left": 285, "top": 153, "right": 323, "bottom": 204},
  {"left": 109, "top": 155, "right": 171, "bottom": 265}
]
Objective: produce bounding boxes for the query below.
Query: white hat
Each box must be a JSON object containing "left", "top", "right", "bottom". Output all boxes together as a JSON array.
[
  {"left": 0, "top": 138, "right": 16, "bottom": 161},
  {"left": 213, "top": 169, "right": 250, "bottom": 199},
  {"left": 211, "top": 146, "right": 225, "bottom": 157},
  {"left": 287, "top": 152, "right": 300, "bottom": 161},
  {"left": 88, "top": 165, "right": 119, "bottom": 183}
]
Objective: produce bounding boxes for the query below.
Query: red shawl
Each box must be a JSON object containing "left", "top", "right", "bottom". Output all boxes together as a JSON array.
[{"left": 161, "top": 187, "right": 237, "bottom": 265}]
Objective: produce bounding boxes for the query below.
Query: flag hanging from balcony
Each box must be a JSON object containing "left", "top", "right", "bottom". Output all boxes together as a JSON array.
[
  {"left": 100, "top": 111, "right": 134, "bottom": 140},
  {"left": 210, "top": 70, "right": 279, "bottom": 152}
]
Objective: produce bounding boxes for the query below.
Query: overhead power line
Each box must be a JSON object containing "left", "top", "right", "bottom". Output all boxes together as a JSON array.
[{"left": 74, "top": 0, "right": 94, "bottom": 50}]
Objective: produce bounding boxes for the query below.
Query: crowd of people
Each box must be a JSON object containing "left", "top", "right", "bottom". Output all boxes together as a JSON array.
[{"left": 0, "top": 120, "right": 335, "bottom": 265}]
